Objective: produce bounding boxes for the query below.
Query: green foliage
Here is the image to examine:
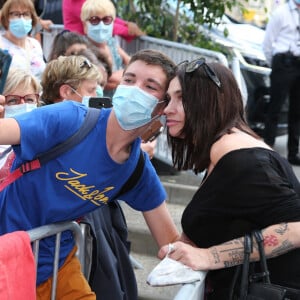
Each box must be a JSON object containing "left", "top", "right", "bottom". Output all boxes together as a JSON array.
[{"left": 116, "top": 0, "right": 248, "bottom": 53}]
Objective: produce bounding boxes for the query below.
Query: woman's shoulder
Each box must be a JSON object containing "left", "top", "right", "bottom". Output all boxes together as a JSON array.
[{"left": 210, "top": 130, "right": 271, "bottom": 167}]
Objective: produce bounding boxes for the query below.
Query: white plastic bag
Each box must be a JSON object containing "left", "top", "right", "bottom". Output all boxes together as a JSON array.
[{"left": 147, "top": 256, "right": 206, "bottom": 286}]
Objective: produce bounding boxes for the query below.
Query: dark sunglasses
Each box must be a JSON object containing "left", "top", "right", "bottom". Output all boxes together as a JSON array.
[
  {"left": 178, "top": 58, "right": 221, "bottom": 88},
  {"left": 87, "top": 16, "right": 113, "bottom": 25},
  {"left": 80, "top": 58, "right": 92, "bottom": 69}
]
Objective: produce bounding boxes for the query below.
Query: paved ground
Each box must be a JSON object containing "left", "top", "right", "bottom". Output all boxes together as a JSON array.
[{"left": 273, "top": 135, "right": 300, "bottom": 179}]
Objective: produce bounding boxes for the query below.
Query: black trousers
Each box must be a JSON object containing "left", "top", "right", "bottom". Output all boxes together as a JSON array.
[{"left": 263, "top": 53, "right": 300, "bottom": 157}]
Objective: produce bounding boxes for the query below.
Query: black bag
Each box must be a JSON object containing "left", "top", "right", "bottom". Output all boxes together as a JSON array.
[{"left": 231, "top": 230, "right": 300, "bottom": 300}]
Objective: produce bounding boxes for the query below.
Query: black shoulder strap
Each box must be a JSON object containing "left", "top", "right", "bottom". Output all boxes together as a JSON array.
[
  {"left": 38, "top": 108, "right": 100, "bottom": 164},
  {"left": 0, "top": 108, "right": 100, "bottom": 192},
  {"left": 114, "top": 150, "right": 145, "bottom": 199}
]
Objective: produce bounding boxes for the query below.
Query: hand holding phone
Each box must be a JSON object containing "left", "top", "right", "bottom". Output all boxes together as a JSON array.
[
  {"left": 88, "top": 97, "right": 112, "bottom": 109},
  {"left": 141, "top": 117, "right": 165, "bottom": 143}
]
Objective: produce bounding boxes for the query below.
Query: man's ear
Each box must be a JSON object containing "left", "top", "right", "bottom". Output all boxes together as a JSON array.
[{"left": 59, "top": 84, "right": 71, "bottom": 100}]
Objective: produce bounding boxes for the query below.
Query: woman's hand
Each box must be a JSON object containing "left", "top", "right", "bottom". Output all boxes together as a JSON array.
[
  {"left": 158, "top": 241, "right": 212, "bottom": 271},
  {"left": 141, "top": 140, "right": 156, "bottom": 159},
  {"left": 39, "top": 19, "right": 53, "bottom": 32}
]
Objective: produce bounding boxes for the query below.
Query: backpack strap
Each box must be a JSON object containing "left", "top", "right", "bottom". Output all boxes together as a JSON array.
[
  {"left": 114, "top": 150, "right": 145, "bottom": 199},
  {"left": 0, "top": 108, "right": 100, "bottom": 192},
  {"left": 37, "top": 108, "right": 100, "bottom": 164}
]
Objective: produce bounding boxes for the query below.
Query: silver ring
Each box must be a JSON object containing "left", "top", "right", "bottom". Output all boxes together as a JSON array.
[{"left": 168, "top": 243, "right": 175, "bottom": 254}]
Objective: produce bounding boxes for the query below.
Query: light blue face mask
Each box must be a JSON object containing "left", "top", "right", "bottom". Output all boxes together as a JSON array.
[
  {"left": 96, "top": 85, "right": 104, "bottom": 97},
  {"left": 4, "top": 103, "right": 37, "bottom": 118},
  {"left": 68, "top": 86, "right": 91, "bottom": 107},
  {"left": 112, "top": 85, "right": 162, "bottom": 130},
  {"left": 9, "top": 18, "right": 32, "bottom": 38},
  {"left": 87, "top": 22, "right": 113, "bottom": 43},
  {"left": 81, "top": 96, "right": 91, "bottom": 107}
]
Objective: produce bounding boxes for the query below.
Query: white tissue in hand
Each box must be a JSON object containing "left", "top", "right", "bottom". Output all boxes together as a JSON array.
[{"left": 147, "top": 256, "right": 206, "bottom": 286}]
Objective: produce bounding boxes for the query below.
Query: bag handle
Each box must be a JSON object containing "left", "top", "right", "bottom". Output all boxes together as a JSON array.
[
  {"left": 239, "top": 234, "right": 253, "bottom": 299},
  {"left": 251, "top": 230, "right": 271, "bottom": 284}
]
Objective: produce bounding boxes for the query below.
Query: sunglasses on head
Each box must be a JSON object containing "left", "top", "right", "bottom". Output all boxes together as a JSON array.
[
  {"left": 87, "top": 16, "right": 113, "bottom": 25},
  {"left": 178, "top": 58, "right": 221, "bottom": 88},
  {"left": 80, "top": 58, "right": 92, "bottom": 69}
]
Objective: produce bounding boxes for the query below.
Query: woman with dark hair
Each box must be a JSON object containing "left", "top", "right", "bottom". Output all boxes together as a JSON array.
[
  {"left": 159, "top": 59, "right": 300, "bottom": 299},
  {"left": 48, "top": 29, "right": 90, "bottom": 60}
]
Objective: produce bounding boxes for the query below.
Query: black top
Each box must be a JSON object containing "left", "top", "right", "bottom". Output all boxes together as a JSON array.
[{"left": 182, "top": 148, "right": 300, "bottom": 297}]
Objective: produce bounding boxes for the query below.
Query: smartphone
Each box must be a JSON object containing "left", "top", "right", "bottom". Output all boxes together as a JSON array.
[
  {"left": 89, "top": 97, "right": 112, "bottom": 109},
  {"left": 0, "top": 49, "right": 12, "bottom": 94},
  {"left": 141, "top": 118, "right": 165, "bottom": 142}
]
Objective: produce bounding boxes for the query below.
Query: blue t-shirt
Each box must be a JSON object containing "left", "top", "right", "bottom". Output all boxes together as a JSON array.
[{"left": 0, "top": 101, "right": 166, "bottom": 284}]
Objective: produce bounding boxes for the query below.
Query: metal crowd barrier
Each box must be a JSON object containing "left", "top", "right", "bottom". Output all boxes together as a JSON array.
[
  {"left": 121, "top": 35, "right": 228, "bottom": 66},
  {"left": 27, "top": 221, "right": 85, "bottom": 300}
]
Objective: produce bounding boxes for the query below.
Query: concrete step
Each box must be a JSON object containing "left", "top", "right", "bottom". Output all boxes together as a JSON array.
[
  {"left": 121, "top": 170, "right": 201, "bottom": 300},
  {"left": 123, "top": 202, "right": 185, "bottom": 300},
  {"left": 159, "top": 171, "right": 202, "bottom": 206},
  {"left": 121, "top": 201, "right": 187, "bottom": 300},
  {"left": 122, "top": 202, "right": 185, "bottom": 256},
  {"left": 133, "top": 252, "right": 182, "bottom": 300}
]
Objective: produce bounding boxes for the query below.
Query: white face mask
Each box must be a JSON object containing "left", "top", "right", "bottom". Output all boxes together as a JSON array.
[{"left": 4, "top": 103, "right": 37, "bottom": 118}]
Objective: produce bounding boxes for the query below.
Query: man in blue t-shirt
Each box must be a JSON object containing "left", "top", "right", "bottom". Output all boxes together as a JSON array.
[{"left": 0, "top": 49, "right": 179, "bottom": 299}]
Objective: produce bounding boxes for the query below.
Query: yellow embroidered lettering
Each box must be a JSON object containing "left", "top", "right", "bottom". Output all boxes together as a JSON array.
[
  {"left": 56, "top": 168, "right": 87, "bottom": 180},
  {"left": 56, "top": 168, "right": 115, "bottom": 206}
]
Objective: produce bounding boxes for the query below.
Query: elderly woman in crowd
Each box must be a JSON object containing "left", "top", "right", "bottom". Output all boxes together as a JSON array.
[
  {"left": 0, "top": 0, "right": 45, "bottom": 79},
  {"left": 80, "top": 0, "right": 130, "bottom": 96}
]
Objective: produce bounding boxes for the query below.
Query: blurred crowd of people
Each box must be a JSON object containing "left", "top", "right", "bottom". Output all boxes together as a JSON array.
[{"left": 0, "top": 1, "right": 300, "bottom": 300}]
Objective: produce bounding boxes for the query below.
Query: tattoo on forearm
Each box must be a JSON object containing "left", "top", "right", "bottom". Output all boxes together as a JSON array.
[
  {"left": 274, "top": 223, "right": 288, "bottom": 235},
  {"left": 222, "top": 239, "right": 241, "bottom": 246},
  {"left": 264, "top": 235, "right": 279, "bottom": 247},
  {"left": 224, "top": 248, "right": 244, "bottom": 268},
  {"left": 270, "top": 240, "right": 294, "bottom": 257},
  {"left": 220, "top": 243, "right": 244, "bottom": 268},
  {"left": 211, "top": 247, "right": 220, "bottom": 264}
]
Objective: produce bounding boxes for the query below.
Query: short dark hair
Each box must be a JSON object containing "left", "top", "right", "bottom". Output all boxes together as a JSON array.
[
  {"left": 127, "top": 49, "right": 176, "bottom": 85},
  {"left": 168, "top": 62, "right": 259, "bottom": 173},
  {"left": 48, "top": 30, "right": 90, "bottom": 61}
]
